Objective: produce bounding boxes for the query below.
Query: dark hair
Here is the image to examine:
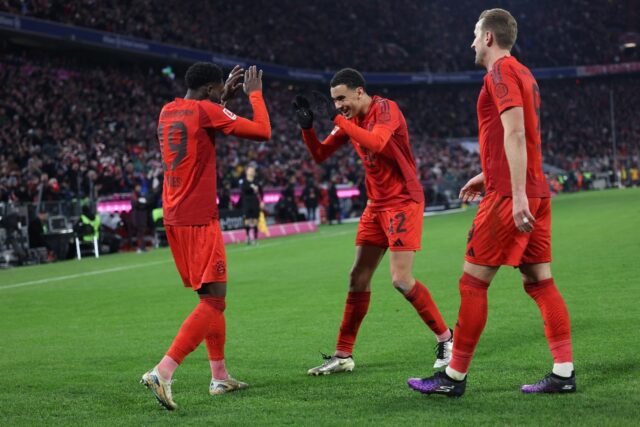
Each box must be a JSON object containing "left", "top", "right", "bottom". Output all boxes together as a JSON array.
[
  {"left": 479, "top": 8, "right": 517, "bottom": 50},
  {"left": 330, "top": 68, "right": 366, "bottom": 90},
  {"left": 185, "top": 62, "right": 223, "bottom": 90}
]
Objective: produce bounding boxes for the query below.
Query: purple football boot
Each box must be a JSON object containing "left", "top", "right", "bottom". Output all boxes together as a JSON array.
[
  {"left": 407, "top": 371, "right": 466, "bottom": 397},
  {"left": 521, "top": 371, "right": 576, "bottom": 394}
]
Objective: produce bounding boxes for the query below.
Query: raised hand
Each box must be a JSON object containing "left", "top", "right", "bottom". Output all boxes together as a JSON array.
[
  {"left": 292, "top": 95, "right": 314, "bottom": 129},
  {"left": 220, "top": 65, "right": 244, "bottom": 105},
  {"left": 243, "top": 65, "right": 263, "bottom": 95}
]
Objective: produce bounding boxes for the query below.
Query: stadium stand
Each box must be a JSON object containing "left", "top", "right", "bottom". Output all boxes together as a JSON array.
[
  {"left": 0, "top": 1, "right": 638, "bottom": 264},
  {"left": 1, "top": 0, "right": 636, "bottom": 71}
]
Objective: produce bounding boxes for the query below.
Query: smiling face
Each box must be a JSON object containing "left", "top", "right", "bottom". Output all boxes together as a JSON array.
[{"left": 329, "top": 84, "right": 365, "bottom": 119}]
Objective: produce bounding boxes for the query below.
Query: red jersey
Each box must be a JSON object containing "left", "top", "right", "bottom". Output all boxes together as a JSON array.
[
  {"left": 302, "top": 95, "right": 423, "bottom": 211},
  {"left": 477, "top": 56, "right": 550, "bottom": 198},
  {"left": 157, "top": 92, "right": 270, "bottom": 226}
]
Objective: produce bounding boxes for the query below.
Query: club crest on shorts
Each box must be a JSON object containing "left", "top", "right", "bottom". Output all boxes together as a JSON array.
[{"left": 216, "top": 260, "right": 226, "bottom": 275}]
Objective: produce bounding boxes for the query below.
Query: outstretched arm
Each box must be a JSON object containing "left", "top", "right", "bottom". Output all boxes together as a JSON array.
[
  {"left": 228, "top": 91, "right": 271, "bottom": 141},
  {"left": 301, "top": 127, "right": 347, "bottom": 164},
  {"left": 333, "top": 115, "right": 393, "bottom": 153},
  {"left": 312, "top": 92, "right": 396, "bottom": 153},
  {"left": 293, "top": 94, "right": 346, "bottom": 163},
  {"left": 228, "top": 66, "right": 271, "bottom": 140}
]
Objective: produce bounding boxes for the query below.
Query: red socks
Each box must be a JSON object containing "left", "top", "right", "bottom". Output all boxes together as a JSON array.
[
  {"left": 449, "top": 274, "right": 573, "bottom": 374},
  {"left": 336, "top": 292, "right": 371, "bottom": 355},
  {"left": 203, "top": 297, "right": 227, "bottom": 361},
  {"left": 524, "top": 278, "right": 573, "bottom": 363},
  {"left": 449, "top": 273, "right": 490, "bottom": 374},
  {"left": 335, "top": 283, "right": 449, "bottom": 355},
  {"left": 166, "top": 296, "right": 226, "bottom": 364},
  {"left": 404, "top": 280, "right": 449, "bottom": 336}
]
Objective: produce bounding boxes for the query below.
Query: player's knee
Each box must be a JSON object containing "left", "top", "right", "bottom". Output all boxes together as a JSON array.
[
  {"left": 198, "top": 282, "right": 227, "bottom": 298},
  {"left": 349, "top": 269, "right": 371, "bottom": 292},
  {"left": 392, "top": 278, "right": 413, "bottom": 295}
]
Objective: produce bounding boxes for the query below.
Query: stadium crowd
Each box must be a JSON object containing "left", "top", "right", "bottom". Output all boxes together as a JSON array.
[
  {"left": 1, "top": 0, "right": 635, "bottom": 72},
  {"left": 1, "top": 45, "right": 639, "bottom": 207}
]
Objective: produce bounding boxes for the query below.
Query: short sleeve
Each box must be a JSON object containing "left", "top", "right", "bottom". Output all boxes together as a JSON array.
[{"left": 488, "top": 63, "right": 523, "bottom": 114}]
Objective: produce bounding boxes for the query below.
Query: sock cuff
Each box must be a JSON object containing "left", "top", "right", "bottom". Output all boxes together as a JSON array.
[
  {"left": 404, "top": 280, "right": 426, "bottom": 302},
  {"left": 460, "top": 272, "right": 490, "bottom": 290},
  {"left": 524, "top": 277, "right": 555, "bottom": 293},
  {"left": 200, "top": 296, "right": 226, "bottom": 312},
  {"left": 346, "top": 291, "right": 371, "bottom": 304}
]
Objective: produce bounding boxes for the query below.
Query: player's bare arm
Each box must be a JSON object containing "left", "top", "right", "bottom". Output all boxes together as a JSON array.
[
  {"left": 501, "top": 107, "right": 535, "bottom": 232},
  {"left": 459, "top": 172, "right": 485, "bottom": 202}
]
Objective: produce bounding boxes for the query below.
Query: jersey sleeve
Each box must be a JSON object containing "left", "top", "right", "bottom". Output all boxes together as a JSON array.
[
  {"left": 333, "top": 100, "right": 399, "bottom": 153},
  {"left": 301, "top": 126, "right": 349, "bottom": 163},
  {"left": 372, "top": 99, "right": 402, "bottom": 134},
  {"left": 488, "top": 62, "right": 523, "bottom": 114},
  {"left": 199, "top": 92, "right": 271, "bottom": 140}
]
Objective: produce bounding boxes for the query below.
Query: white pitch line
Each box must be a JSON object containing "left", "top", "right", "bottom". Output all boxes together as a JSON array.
[
  {"left": 0, "top": 260, "right": 169, "bottom": 291},
  {"left": 1, "top": 209, "right": 465, "bottom": 291}
]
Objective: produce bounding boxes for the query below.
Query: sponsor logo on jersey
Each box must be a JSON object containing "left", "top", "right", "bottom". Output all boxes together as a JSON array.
[
  {"left": 223, "top": 108, "right": 238, "bottom": 120},
  {"left": 392, "top": 238, "right": 404, "bottom": 247}
]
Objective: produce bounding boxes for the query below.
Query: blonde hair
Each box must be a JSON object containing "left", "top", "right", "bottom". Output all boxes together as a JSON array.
[{"left": 479, "top": 8, "right": 518, "bottom": 50}]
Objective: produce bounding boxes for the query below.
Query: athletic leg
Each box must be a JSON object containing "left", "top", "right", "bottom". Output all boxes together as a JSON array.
[
  {"left": 520, "top": 262, "right": 576, "bottom": 393},
  {"left": 308, "top": 245, "right": 385, "bottom": 375}
]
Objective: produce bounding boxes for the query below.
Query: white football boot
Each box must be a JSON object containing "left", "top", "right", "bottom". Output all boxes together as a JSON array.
[
  {"left": 209, "top": 377, "right": 249, "bottom": 395},
  {"left": 308, "top": 353, "right": 355, "bottom": 375},
  {"left": 433, "top": 329, "right": 454, "bottom": 368},
  {"left": 140, "top": 367, "right": 177, "bottom": 410}
]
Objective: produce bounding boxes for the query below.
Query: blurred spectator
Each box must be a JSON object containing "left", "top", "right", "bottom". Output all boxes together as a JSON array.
[
  {"left": 129, "top": 184, "right": 150, "bottom": 252},
  {"left": 302, "top": 177, "right": 321, "bottom": 221},
  {"left": 327, "top": 176, "right": 342, "bottom": 225},
  {"left": 2, "top": 0, "right": 635, "bottom": 72},
  {"left": 1, "top": 43, "right": 638, "bottom": 213}
]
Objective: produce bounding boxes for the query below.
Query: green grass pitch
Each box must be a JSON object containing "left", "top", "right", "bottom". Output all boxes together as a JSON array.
[{"left": 1, "top": 188, "right": 639, "bottom": 426}]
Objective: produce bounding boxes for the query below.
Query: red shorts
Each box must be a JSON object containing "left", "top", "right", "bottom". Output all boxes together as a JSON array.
[
  {"left": 465, "top": 192, "right": 552, "bottom": 267},
  {"left": 166, "top": 218, "right": 227, "bottom": 290},
  {"left": 356, "top": 201, "right": 424, "bottom": 251}
]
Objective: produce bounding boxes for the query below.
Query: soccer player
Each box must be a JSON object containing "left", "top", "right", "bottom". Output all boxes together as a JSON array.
[
  {"left": 293, "top": 68, "right": 453, "bottom": 375},
  {"left": 239, "top": 164, "right": 263, "bottom": 245},
  {"left": 407, "top": 9, "right": 575, "bottom": 397},
  {"left": 140, "top": 63, "right": 271, "bottom": 410}
]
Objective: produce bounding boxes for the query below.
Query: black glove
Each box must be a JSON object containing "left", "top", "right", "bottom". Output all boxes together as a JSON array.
[
  {"left": 292, "top": 95, "right": 314, "bottom": 129},
  {"left": 312, "top": 90, "right": 340, "bottom": 121}
]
